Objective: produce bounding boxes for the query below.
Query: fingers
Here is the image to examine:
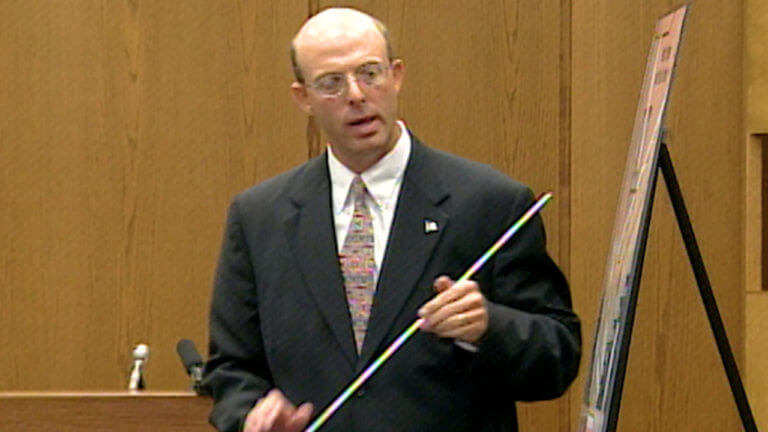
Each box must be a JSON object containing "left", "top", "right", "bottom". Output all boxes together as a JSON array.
[
  {"left": 244, "top": 389, "right": 313, "bottom": 432},
  {"left": 244, "top": 389, "right": 282, "bottom": 432},
  {"left": 432, "top": 275, "right": 453, "bottom": 293},
  {"left": 429, "top": 308, "right": 486, "bottom": 339},
  {"left": 261, "top": 393, "right": 285, "bottom": 431},
  {"left": 287, "top": 403, "right": 314, "bottom": 430},
  {"left": 418, "top": 276, "right": 489, "bottom": 344},
  {"left": 419, "top": 278, "right": 480, "bottom": 326}
]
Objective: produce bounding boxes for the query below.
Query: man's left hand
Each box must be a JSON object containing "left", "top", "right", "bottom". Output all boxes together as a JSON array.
[{"left": 417, "top": 275, "right": 489, "bottom": 344}]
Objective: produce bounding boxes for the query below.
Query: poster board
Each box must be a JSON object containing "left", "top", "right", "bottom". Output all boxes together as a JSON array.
[{"left": 578, "top": 5, "right": 689, "bottom": 432}]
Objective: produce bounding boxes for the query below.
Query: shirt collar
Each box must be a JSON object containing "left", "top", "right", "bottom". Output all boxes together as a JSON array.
[{"left": 328, "top": 120, "right": 412, "bottom": 214}]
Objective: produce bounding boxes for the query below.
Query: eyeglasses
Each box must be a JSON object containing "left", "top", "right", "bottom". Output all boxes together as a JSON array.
[{"left": 307, "top": 62, "right": 390, "bottom": 97}]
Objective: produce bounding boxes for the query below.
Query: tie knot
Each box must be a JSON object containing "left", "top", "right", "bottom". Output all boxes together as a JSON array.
[{"left": 350, "top": 176, "right": 368, "bottom": 202}]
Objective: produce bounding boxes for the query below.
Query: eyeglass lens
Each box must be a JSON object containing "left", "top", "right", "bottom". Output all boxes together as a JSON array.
[{"left": 312, "top": 63, "right": 387, "bottom": 96}]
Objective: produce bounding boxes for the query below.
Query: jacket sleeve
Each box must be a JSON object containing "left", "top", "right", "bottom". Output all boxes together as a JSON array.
[
  {"left": 203, "top": 199, "right": 272, "bottom": 432},
  {"left": 474, "top": 188, "right": 581, "bottom": 401}
]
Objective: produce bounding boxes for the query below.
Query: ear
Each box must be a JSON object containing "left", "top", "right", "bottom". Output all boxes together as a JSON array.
[
  {"left": 390, "top": 59, "right": 405, "bottom": 93},
  {"left": 290, "top": 82, "right": 313, "bottom": 115}
]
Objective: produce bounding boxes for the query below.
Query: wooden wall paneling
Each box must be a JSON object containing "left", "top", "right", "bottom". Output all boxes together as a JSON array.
[
  {"left": 746, "top": 0, "right": 768, "bottom": 429},
  {"left": 318, "top": 1, "right": 571, "bottom": 431},
  {"left": 0, "top": 0, "right": 126, "bottom": 391},
  {"left": 123, "top": 0, "right": 309, "bottom": 391},
  {"left": 572, "top": 0, "right": 743, "bottom": 431},
  {"left": 746, "top": 0, "right": 768, "bottom": 132},
  {"left": 0, "top": 0, "right": 309, "bottom": 391}
]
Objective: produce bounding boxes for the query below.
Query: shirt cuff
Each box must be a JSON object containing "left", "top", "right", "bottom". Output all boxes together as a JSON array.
[{"left": 454, "top": 340, "right": 479, "bottom": 352}]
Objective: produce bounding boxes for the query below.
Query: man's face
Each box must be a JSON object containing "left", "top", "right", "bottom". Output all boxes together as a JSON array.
[{"left": 291, "top": 26, "right": 404, "bottom": 172}]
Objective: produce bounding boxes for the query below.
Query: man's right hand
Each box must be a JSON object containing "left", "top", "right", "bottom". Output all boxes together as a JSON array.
[{"left": 243, "top": 389, "right": 314, "bottom": 432}]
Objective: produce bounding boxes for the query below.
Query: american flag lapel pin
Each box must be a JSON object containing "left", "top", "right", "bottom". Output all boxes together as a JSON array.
[{"left": 424, "top": 219, "right": 439, "bottom": 234}]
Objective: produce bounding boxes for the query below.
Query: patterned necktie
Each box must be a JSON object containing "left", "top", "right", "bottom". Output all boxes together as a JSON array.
[{"left": 339, "top": 176, "right": 377, "bottom": 353}]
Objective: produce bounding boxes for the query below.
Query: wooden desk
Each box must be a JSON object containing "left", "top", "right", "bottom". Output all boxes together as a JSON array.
[{"left": 0, "top": 392, "right": 214, "bottom": 431}]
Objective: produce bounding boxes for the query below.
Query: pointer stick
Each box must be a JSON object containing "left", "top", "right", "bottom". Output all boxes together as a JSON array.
[{"left": 305, "top": 192, "right": 553, "bottom": 432}]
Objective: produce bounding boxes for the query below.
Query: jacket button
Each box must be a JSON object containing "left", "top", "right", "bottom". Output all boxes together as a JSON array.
[{"left": 356, "top": 388, "right": 365, "bottom": 397}]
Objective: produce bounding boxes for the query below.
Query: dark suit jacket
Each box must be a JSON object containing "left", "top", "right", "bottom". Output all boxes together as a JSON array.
[{"left": 203, "top": 135, "right": 581, "bottom": 432}]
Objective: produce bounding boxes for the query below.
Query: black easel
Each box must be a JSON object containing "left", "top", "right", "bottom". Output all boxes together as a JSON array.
[{"left": 655, "top": 142, "right": 758, "bottom": 431}]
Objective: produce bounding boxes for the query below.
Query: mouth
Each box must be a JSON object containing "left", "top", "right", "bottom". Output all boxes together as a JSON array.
[
  {"left": 346, "top": 115, "right": 381, "bottom": 137},
  {"left": 348, "top": 115, "right": 379, "bottom": 127}
]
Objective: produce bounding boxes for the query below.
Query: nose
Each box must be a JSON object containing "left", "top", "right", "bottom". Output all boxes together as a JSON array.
[{"left": 346, "top": 75, "right": 366, "bottom": 103}]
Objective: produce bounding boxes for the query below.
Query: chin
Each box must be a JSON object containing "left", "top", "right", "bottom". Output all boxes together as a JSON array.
[{"left": 358, "top": 134, "right": 392, "bottom": 153}]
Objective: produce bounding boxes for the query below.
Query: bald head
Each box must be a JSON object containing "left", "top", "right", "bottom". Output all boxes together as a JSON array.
[{"left": 290, "top": 8, "right": 393, "bottom": 83}]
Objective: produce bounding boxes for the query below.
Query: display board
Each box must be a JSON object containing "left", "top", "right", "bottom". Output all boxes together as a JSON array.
[{"left": 579, "top": 5, "right": 689, "bottom": 432}]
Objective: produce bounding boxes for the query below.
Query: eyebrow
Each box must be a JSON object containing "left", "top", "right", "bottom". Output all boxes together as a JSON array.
[{"left": 312, "top": 61, "right": 384, "bottom": 81}]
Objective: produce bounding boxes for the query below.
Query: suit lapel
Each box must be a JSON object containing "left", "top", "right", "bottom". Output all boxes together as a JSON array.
[
  {"left": 283, "top": 156, "right": 357, "bottom": 367},
  {"left": 359, "top": 140, "right": 450, "bottom": 365}
]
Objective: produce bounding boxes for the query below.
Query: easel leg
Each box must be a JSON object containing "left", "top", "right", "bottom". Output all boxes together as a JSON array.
[{"left": 658, "top": 143, "right": 758, "bottom": 431}]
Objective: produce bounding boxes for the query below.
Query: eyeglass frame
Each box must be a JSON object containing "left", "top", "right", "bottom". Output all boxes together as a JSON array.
[{"left": 303, "top": 61, "right": 394, "bottom": 98}]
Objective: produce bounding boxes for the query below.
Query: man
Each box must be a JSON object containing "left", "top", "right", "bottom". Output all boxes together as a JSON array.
[{"left": 204, "top": 7, "right": 580, "bottom": 432}]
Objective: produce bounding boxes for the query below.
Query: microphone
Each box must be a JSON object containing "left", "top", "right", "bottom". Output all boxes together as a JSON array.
[
  {"left": 176, "top": 339, "right": 209, "bottom": 396},
  {"left": 128, "top": 343, "right": 150, "bottom": 391}
]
